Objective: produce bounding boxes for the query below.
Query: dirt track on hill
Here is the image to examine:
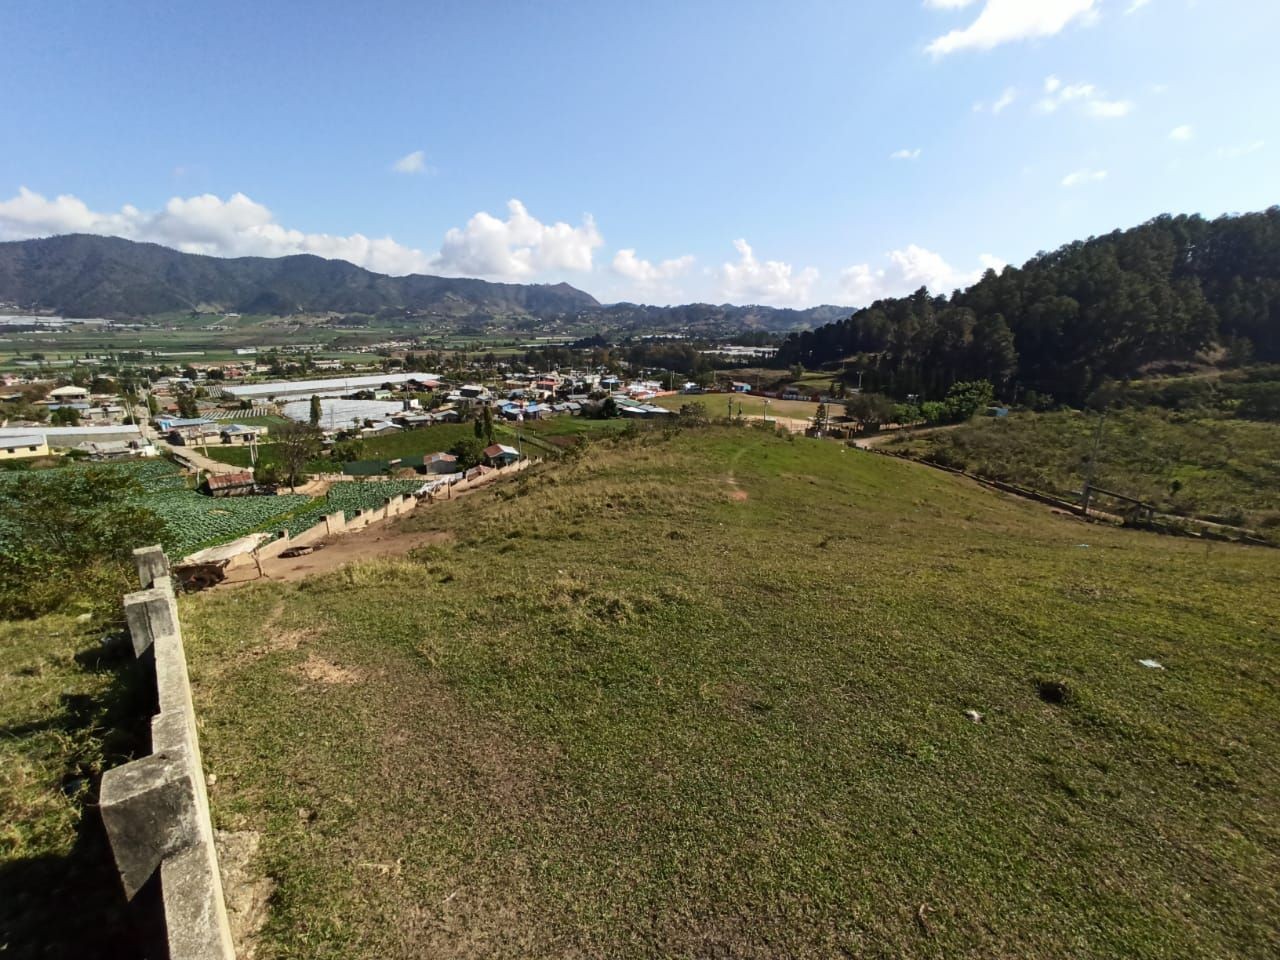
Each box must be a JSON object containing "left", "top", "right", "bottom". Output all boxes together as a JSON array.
[{"left": 219, "top": 522, "right": 455, "bottom": 585}]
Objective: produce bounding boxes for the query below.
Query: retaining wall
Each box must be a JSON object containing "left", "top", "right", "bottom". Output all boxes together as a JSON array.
[
  {"left": 255, "top": 459, "right": 532, "bottom": 557},
  {"left": 100, "top": 546, "right": 236, "bottom": 959}
]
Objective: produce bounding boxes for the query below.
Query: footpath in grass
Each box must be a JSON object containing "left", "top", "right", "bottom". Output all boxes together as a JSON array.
[{"left": 182, "top": 426, "right": 1279, "bottom": 959}]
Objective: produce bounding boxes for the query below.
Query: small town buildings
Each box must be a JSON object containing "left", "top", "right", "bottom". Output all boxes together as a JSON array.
[
  {"left": 77, "top": 439, "right": 157, "bottom": 460},
  {"left": 0, "top": 424, "right": 144, "bottom": 449},
  {"left": 0, "top": 434, "right": 49, "bottom": 460},
  {"left": 361, "top": 421, "right": 401, "bottom": 438},
  {"left": 483, "top": 443, "right": 521, "bottom": 466},
  {"left": 423, "top": 452, "right": 458, "bottom": 474},
  {"left": 204, "top": 471, "right": 257, "bottom": 497},
  {"left": 219, "top": 424, "right": 266, "bottom": 444},
  {"left": 48, "top": 384, "right": 90, "bottom": 401}
]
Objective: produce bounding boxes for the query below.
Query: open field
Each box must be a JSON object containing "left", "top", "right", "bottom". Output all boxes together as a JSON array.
[
  {"left": 179, "top": 426, "right": 1280, "bottom": 959},
  {"left": 201, "top": 422, "right": 481, "bottom": 470},
  {"left": 652, "top": 392, "right": 824, "bottom": 421},
  {"left": 886, "top": 408, "right": 1280, "bottom": 532}
]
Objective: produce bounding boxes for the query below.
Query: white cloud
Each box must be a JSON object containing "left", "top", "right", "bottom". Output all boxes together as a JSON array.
[
  {"left": 1036, "top": 75, "right": 1133, "bottom": 118},
  {"left": 392, "top": 150, "right": 428, "bottom": 174},
  {"left": 840, "top": 246, "right": 1004, "bottom": 305},
  {"left": 890, "top": 148, "right": 923, "bottom": 160},
  {"left": 1168, "top": 124, "right": 1194, "bottom": 142},
  {"left": 926, "top": 0, "right": 1097, "bottom": 56},
  {"left": 611, "top": 249, "right": 695, "bottom": 286},
  {"left": 435, "top": 199, "right": 602, "bottom": 280},
  {"left": 719, "top": 239, "right": 819, "bottom": 307},
  {"left": 1216, "top": 140, "right": 1265, "bottom": 159},
  {"left": 0, "top": 187, "right": 606, "bottom": 281},
  {"left": 1061, "top": 168, "right": 1108, "bottom": 187},
  {"left": 924, "top": 0, "right": 978, "bottom": 8},
  {"left": 973, "top": 86, "right": 1017, "bottom": 113},
  {"left": 1126, "top": 0, "right": 1152, "bottom": 12}
]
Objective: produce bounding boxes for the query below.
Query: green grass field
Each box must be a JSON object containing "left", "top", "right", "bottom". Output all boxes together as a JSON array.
[
  {"left": 653, "top": 392, "right": 824, "bottom": 421},
  {"left": 887, "top": 408, "right": 1280, "bottom": 532},
  {"left": 202, "top": 423, "right": 480, "bottom": 470},
  {"left": 178, "top": 426, "right": 1280, "bottom": 959},
  {"left": 0, "top": 615, "right": 147, "bottom": 956}
]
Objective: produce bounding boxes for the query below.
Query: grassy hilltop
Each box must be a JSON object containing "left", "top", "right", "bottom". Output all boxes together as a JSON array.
[{"left": 178, "top": 426, "right": 1280, "bottom": 959}]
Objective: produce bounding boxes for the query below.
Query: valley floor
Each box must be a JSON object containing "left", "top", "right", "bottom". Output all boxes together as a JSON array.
[{"left": 179, "top": 426, "right": 1279, "bottom": 959}]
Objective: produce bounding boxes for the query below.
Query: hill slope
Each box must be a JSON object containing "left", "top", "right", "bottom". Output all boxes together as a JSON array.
[{"left": 183, "top": 427, "right": 1279, "bottom": 959}]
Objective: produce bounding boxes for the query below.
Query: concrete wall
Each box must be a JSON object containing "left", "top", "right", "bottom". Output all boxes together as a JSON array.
[
  {"left": 100, "top": 546, "right": 237, "bottom": 960},
  {"left": 256, "top": 459, "right": 533, "bottom": 560}
]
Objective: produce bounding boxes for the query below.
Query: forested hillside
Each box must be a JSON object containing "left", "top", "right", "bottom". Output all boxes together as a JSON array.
[
  {"left": 0, "top": 234, "right": 602, "bottom": 318},
  {"left": 778, "top": 208, "right": 1280, "bottom": 404}
]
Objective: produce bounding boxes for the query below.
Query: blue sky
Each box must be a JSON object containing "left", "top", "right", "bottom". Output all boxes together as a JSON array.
[{"left": 1, "top": 0, "right": 1276, "bottom": 307}]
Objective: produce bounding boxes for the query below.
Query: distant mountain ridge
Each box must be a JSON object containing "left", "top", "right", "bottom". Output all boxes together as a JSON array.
[
  {"left": 0, "top": 234, "right": 603, "bottom": 319},
  {"left": 0, "top": 234, "right": 842, "bottom": 332}
]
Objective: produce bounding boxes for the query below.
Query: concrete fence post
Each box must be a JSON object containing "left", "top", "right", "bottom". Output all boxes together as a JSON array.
[{"left": 133, "top": 544, "right": 171, "bottom": 589}]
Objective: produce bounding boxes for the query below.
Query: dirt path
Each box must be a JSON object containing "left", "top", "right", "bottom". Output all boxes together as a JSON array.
[
  {"left": 850, "top": 423, "right": 963, "bottom": 449},
  {"left": 159, "top": 440, "right": 246, "bottom": 475},
  {"left": 219, "top": 521, "right": 455, "bottom": 585}
]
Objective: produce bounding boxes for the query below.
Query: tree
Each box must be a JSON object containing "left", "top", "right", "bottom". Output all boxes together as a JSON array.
[
  {"left": 944, "top": 380, "right": 995, "bottom": 421},
  {"left": 844, "top": 392, "right": 895, "bottom": 430},
  {"left": 598, "top": 397, "right": 619, "bottom": 419},
  {"left": 0, "top": 468, "right": 168, "bottom": 619},
  {"left": 309, "top": 394, "right": 322, "bottom": 428},
  {"left": 449, "top": 437, "right": 486, "bottom": 470},
  {"left": 176, "top": 389, "right": 200, "bottom": 419},
  {"left": 677, "top": 402, "right": 709, "bottom": 425},
  {"left": 274, "top": 421, "right": 322, "bottom": 490},
  {"left": 146, "top": 393, "right": 160, "bottom": 416},
  {"left": 50, "top": 406, "right": 81, "bottom": 426},
  {"left": 473, "top": 404, "right": 495, "bottom": 443}
]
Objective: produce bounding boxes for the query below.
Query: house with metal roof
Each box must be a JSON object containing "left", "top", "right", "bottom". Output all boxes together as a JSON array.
[
  {"left": 424, "top": 452, "right": 458, "bottom": 474},
  {"left": 483, "top": 443, "right": 521, "bottom": 466},
  {"left": 0, "top": 434, "right": 49, "bottom": 460}
]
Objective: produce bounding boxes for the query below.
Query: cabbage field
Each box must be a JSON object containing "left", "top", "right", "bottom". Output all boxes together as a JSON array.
[
  {"left": 277, "top": 479, "right": 427, "bottom": 537},
  {"left": 1, "top": 459, "right": 431, "bottom": 560}
]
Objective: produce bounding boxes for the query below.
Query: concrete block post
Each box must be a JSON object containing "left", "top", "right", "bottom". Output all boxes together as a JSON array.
[
  {"left": 124, "top": 587, "right": 181, "bottom": 657},
  {"left": 133, "top": 544, "right": 171, "bottom": 589},
  {"left": 100, "top": 752, "right": 199, "bottom": 899}
]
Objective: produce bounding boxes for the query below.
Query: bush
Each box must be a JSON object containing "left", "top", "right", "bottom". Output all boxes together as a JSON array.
[
  {"left": 449, "top": 437, "right": 486, "bottom": 470},
  {"left": 0, "top": 468, "right": 169, "bottom": 619}
]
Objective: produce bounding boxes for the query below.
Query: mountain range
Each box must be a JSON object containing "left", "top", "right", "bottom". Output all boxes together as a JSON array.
[{"left": 0, "top": 234, "right": 845, "bottom": 333}]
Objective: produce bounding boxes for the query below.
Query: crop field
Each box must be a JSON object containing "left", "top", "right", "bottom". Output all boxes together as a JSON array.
[
  {"left": 0, "top": 458, "right": 319, "bottom": 558},
  {"left": 146, "top": 490, "right": 315, "bottom": 557},
  {"left": 182, "top": 426, "right": 1280, "bottom": 959},
  {"left": 887, "top": 407, "right": 1280, "bottom": 533}
]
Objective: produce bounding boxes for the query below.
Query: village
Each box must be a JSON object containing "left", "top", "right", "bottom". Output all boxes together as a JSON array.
[{"left": 0, "top": 350, "right": 857, "bottom": 586}]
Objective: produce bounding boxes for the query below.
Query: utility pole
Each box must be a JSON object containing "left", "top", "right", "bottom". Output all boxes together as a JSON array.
[{"left": 1081, "top": 410, "right": 1106, "bottom": 516}]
